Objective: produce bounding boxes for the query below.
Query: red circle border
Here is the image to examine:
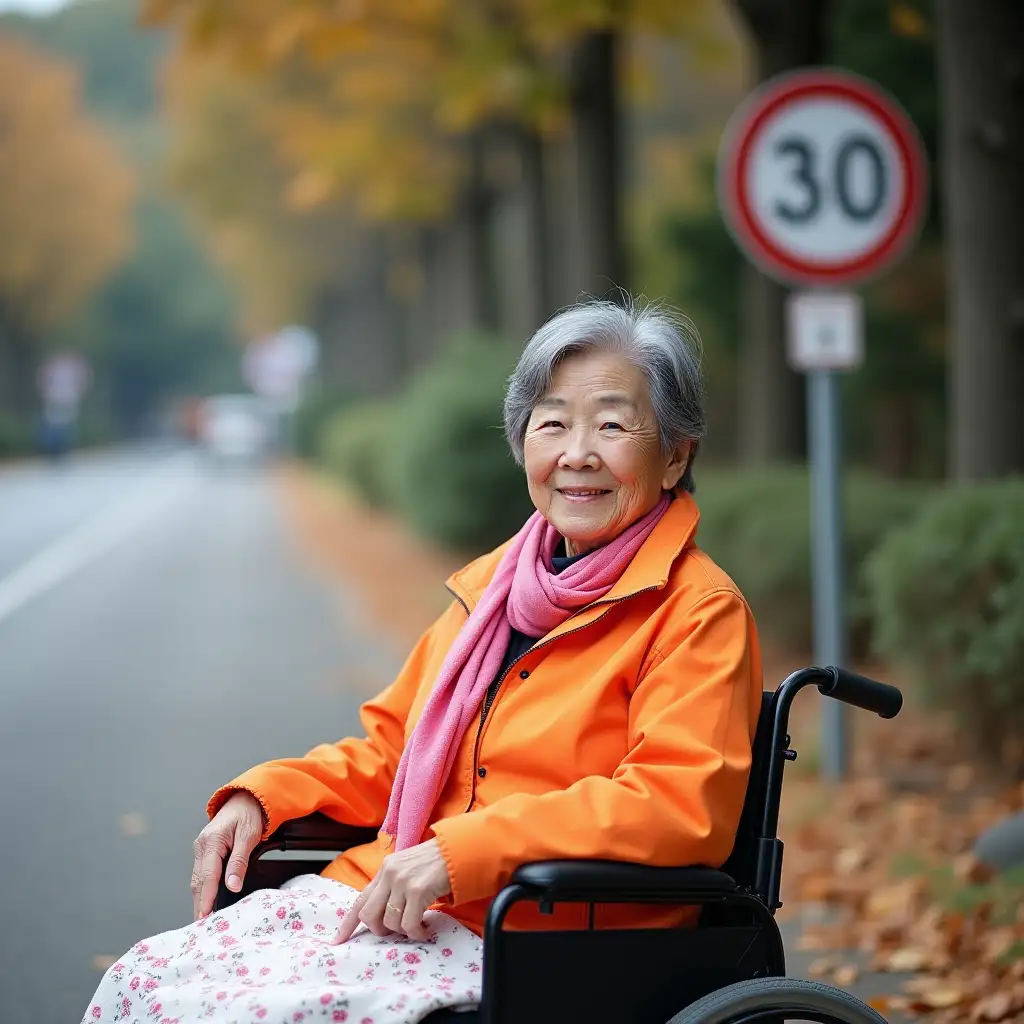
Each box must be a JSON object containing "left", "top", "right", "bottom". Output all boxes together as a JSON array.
[{"left": 718, "top": 69, "right": 929, "bottom": 287}]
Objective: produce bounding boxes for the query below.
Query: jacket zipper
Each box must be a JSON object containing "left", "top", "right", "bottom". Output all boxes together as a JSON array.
[{"left": 446, "top": 583, "right": 661, "bottom": 812}]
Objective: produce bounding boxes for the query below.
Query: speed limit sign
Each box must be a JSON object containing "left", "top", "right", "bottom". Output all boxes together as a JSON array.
[{"left": 717, "top": 68, "right": 928, "bottom": 287}]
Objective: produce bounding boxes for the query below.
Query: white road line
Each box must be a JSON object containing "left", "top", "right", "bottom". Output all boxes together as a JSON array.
[{"left": 0, "top": 453, "right": 199, "bottom": 626}]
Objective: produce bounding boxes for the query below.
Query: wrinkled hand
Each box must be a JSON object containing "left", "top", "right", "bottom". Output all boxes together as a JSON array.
[
  {"left": 334, "top": 839, "right": 451, "bottom": 944},
  {"left": 191, "top": 791, "right": 265, "bottom": 920}
]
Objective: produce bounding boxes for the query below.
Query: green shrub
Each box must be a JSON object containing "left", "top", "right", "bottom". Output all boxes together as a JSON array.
[
  {"left": 320, "top": 399, "right": 398, "bottom": 509},
  {"left": 0, "top": 412, "right": 31, "bottom": 458},
  {"left": 294, "top": 386, "right": 354, "bottom": 460},
  {"left": 694, "top": 467, "right": 931, "bottom": 653},
  {"left": 865, "top": 479, "right": 1024, "bottom": 773},
  {"left": 389, "top": 332, "right": 535, "bottom": 553}
]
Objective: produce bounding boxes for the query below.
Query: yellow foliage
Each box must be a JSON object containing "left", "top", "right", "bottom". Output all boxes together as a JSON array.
[{"left": 0, "top": 34, "right": 135, "bottom": 333}]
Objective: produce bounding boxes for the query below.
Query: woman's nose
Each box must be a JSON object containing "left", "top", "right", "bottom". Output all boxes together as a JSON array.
[{"left": 557, "top": 429, "right": 600, "bottom": 469}]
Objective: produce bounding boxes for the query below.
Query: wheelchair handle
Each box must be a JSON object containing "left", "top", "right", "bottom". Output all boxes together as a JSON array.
[{"left": 817, "top": 666, "right": 903, "bottom": 719}]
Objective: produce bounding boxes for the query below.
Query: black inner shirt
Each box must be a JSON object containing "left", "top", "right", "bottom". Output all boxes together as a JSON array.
[{"left": 479, "top": 540, "right": 590, "bottom": 727}]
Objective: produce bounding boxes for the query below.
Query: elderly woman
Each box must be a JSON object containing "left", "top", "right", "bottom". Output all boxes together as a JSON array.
[{"left": 84, "top": 299, "right": 762, "bottom": 1024}]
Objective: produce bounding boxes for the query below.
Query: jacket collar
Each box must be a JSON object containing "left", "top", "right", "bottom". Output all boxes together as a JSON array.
[{"left": 446, "top": 491, "right": 701, "bottom": 617}]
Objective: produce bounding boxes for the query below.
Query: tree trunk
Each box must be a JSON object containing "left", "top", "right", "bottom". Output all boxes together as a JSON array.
[
  {"left": 519, "top": 127, "right": 553, "bottom": 329},
  {"left": 465, "top": 133, "right": 500, "bottom": 331},
  {"left": 935, "top": 0, "right": 1024, "bottom": 480},
  {"left": 570, "top": 30, "right": 626, "bottom": 300},
  {"left": 733, "top": 0, "right": 830, "bottom": 463},
  {"left": 0, "top": 317, "right": 37, "bottom": 422}
]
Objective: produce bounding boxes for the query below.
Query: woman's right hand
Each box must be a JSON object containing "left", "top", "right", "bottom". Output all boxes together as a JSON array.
[{"left": 191, "top": 791, "right": 265, "bottom": 920}]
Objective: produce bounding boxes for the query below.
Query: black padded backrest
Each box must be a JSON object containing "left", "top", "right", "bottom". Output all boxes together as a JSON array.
[{"left": 719, "top": 690, "right": 774, "bottom": 889}]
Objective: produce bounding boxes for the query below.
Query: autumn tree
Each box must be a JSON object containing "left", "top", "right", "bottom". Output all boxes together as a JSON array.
[
  {"left": 145, "top": 0, "right": 724, "bottom": 332},
  {"left": 0, "top": 34, "right": 134, "bottom": 418}
]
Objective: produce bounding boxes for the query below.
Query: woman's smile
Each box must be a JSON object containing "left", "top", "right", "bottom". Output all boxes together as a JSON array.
[{"left": 556, "top": 487, "right": 612, "bottom": 503}]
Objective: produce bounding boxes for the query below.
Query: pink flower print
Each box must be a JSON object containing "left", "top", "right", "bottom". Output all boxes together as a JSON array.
[
  {"left": 364, "top": 969, "right": 374, "bottom": 980},
  {"left": 122, "top": 997, "right": 132, "bottom": 1015},
  {"left": 259, "top": 967, "right": 271, "bottom": 976},
  {"left": 403, "top": 952, "right": 421, "bottom": 964},
  {"left": 361, "top": 1018, "right": 374, "bottom": 1024},
  {"left": 151, "top": 1004, "right": 162, "bottom": 1015},
  {"left": 336, "top": 908, "right": 345, "bottom": 918},
  {"left": 90, "top": 1007, "right": 101, "bottom": 1020},
  {"left": 144, "top": 979, "right": 157, "bottom": 993},
  {"left": 152, "top": 958, "right": 170, "bottom": 968},
  {"left": 236, "top": 966, "right": 248, "bottom": 977},
  {"left": 136, "top": 943, "right": 150, "bottom": 954},
  {"left": 219, "top": 936, "right": 237, "bottom": 947},
  {"left": 304, "top": 949, "right": 315, "bottom": 957},
  {"left": 386, "top": 949, "right": 398, "bottom": 961},
  {"left": 333, "top": 1012, "right": 348, "bottom": 1022},
  {"left": 293, "top": 1014, "right": 305, "bottom": 1022},
  {"left": 216, "top": 992, "right": 227, "bottom": 1001},
  {"left": 256, "top": 1009, "right": 267, "bottom": 1020},
  {"left": 217, "top": 953, "right": 227, "bottom": 961},
  {"left": 215, "top": 919, "right": 229, "bottom": 932},
  {"left": 276, "top": 907, "right": 287, "bottom": 919},
  {"left": 405, "top": 969, "right": 417, "bottom": 980},
  {"left": 469, "top": 963, "right": 481, "bottom": 973},
  {"left": 130, "top": 976, "right": 141, "bottom": 991},
  {"left": 314, "top": 923, "right": 326, "bottom": 933},
  {"left": 290, "top": 920, "right": 304, "bottom": 931},
  {"left": 320, "top": 993, "right": 333, "bottom": 1005},
  {"left": 326, "top": 958, "right": 336, "bottom": 967},
  {"left": 441, "top": 948, "right": 452, "bottom": 958}
]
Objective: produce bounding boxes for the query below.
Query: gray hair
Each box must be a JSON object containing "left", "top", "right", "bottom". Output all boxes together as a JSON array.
[{"left": 503, "top": 298, "right": 706, "bottom": 493}]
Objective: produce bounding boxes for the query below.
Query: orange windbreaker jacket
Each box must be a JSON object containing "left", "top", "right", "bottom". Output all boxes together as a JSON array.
[{"left": 209, "top": 493, "right": 763, "bottom": 936}]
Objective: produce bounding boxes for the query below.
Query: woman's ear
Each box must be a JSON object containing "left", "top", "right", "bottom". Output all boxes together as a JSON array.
[{"left": 661, "top": 442, "right": 692, "bottom": 492}]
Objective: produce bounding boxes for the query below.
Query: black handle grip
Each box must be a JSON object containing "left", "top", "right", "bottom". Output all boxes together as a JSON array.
[{"left": 817, "top": 666, "right": 903, "bottom": 719}]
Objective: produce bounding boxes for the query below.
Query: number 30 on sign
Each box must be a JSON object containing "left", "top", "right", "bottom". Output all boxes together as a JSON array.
[{"left": 717, "top": 69, "right": 928, "bottom": 288}]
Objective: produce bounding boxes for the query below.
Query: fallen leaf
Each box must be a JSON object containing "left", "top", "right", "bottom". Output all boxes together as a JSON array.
[
  {"left": 972, "top": 991, "right": 1014, "bottom": 1022},
  {"left": 119, "top": 812, "right": 148, "bottom": 837},
  {"left": 920, "top": 987, "right": 966, "bottom": 1009},
  {"left": 887, "top": 947, "right": 930, "bottom": 972},
  {"left": 92, "top": 955, "right": 116, "bottom": 972},
  {"left": 867, "top": 995, "right": 890, "bottom": 1013},
  {"left": 835, "top": 845, "right": 869, "bottom": 875},
  {"left": 808, "top": 956, "right": 838, "bottom": 977},
  {"left": 834, "top": 964, "right": 860, "bottom": 987}
]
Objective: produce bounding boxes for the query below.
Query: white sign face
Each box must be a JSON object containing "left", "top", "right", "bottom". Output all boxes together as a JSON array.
[
  {"left": 243, "top": 326, "right": 320, "bottom": 407},
  {"left": 786, "top": 292, "right": 864, "bottom": 372},
  {"left": 747, "top": 100, "right": 906, "bottom": 263},
  {"left": 718, "top": 70, "right": 928, "bottom": 287},
  {"left": 38, "top": 352, "right": 91, "bottom": 406}
]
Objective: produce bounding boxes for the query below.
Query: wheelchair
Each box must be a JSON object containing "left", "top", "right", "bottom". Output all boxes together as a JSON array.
[{"left": 215, "top": 665, "right": 903, "bottom": 1024}]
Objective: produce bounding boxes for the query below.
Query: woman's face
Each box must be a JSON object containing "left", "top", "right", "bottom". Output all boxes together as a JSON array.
[{"left": 523, "top": 349, "right": 690, "bottom": 555}]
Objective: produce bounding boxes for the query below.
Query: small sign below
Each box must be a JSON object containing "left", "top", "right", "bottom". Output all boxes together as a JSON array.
[{"left": 786, "top": 291, "right": 864, "bottom": 372}]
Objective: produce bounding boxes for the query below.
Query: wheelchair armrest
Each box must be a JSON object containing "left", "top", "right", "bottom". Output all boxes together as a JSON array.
[
  {"left": 256, "top": 812, "right": 380, "bottom": 854},
  {"left": 511, "top": 860, "right": 739, "bottom": 901}
]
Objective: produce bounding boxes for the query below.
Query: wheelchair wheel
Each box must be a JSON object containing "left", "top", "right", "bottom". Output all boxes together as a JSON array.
[{"left": 667, "top": 977, "right": 888, "bottom": 1024}]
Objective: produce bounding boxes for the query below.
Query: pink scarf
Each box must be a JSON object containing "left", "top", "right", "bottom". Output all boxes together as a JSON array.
[{"left": 381, "top": 491, "right": 671, "bottom": 851}]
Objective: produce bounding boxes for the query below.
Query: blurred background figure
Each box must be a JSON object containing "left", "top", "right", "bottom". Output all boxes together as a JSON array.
[{"left": 0, "top": 0, "right": 1021, "bottom": 1022}]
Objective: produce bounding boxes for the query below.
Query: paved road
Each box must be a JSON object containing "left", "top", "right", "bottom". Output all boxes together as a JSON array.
[{"left": 0, "top": 449, "right": 400, "bottom": 1024}]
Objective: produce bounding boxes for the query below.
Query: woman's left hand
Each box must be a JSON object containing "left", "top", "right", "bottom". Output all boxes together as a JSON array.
[{"left": 333, "top": 839, "right": 452, "bottom": 944}]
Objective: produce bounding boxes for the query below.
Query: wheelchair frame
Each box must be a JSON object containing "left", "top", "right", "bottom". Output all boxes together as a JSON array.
[{"left": 215, "top": 665, "right": 902, "bottom": 1024}]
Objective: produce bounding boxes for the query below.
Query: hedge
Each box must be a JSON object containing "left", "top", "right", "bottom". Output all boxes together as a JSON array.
[
  {"left": 320, "top": 399, "right": 398, "bottom": 510},
  {"left": 865, "top": 479, "right": 1024, "bottom": 774},
  {"left": 387, "top": 333, "right": 535, "bottom": 553},
  {"left": 693, "top": 466, "right": 932, "bottom": 655}
]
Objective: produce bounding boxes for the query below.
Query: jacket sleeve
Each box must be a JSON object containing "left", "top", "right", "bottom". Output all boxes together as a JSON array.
[
  {"left": 207, "top": 601, "right": 464, "bottom": 840},
  {"left": 429, "top": 588, "right": 761, "bottom": 906}
]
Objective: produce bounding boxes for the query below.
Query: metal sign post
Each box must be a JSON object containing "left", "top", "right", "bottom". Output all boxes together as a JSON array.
[
  {"left": 788, "top": 291, "right": 863, "bottom": 778},
  {"left": 717, "top": 69, "right": 928, "bottom": 780}
]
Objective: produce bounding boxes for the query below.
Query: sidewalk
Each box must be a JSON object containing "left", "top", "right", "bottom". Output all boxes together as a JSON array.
[{"left": 274, "top": 462, "right": 1023, "bottom": 1023}]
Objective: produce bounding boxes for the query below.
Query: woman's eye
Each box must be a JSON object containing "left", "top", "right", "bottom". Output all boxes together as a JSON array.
[
  {"left": 600, "top": 421, "right": 623, "bottom": 430},
  {"left": 536, "top": 420, "right": 563, "bottom": 430}
]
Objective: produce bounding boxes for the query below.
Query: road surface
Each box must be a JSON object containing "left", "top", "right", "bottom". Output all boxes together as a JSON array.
[{"left": 0, "top": 448, "right": 401, "bottom": 1024}]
